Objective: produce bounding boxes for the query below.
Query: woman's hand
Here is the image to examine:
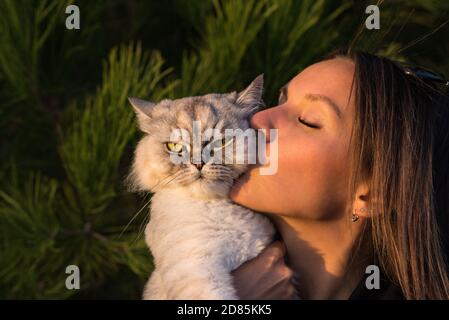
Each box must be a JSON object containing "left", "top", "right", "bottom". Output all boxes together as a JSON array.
[{"left": 231, "top": 241, "right": 300, "bottom": 300}]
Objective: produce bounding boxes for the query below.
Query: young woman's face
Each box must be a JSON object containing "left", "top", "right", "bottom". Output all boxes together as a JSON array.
[{"left": 229, "top": 57, "right": 356, "bottom": 220}]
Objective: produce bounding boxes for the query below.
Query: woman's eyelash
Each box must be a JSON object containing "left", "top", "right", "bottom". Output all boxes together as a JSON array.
[
  {"left": 278, "top": 91, "right": 286, "bottom": 104},
  {"left": 298, "top": 117, "right": 320, "bottom": 129}
]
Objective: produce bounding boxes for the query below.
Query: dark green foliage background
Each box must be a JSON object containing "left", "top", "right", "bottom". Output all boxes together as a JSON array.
[{"left": 0, "top": 0, "right": 448, "bottom": 299}]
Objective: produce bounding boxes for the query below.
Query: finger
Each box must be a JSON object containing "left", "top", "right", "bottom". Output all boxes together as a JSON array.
[
  {"left": 265, "top": 240, "right": 286, "bottom": 260},
  {"left": 277, "top": 240, "right": 287, "bottom": 256}
]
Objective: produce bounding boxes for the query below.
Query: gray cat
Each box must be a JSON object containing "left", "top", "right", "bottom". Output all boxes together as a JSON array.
[{"left": 127, "top": 75, "right": 275, "bottom": 299}]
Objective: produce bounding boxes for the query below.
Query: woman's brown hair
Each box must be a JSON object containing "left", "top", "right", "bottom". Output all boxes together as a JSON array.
[{"left": 341, "top": 50, "right": 449, "bottom": 299}]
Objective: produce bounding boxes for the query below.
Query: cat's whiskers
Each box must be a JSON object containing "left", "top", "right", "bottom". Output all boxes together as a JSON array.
[
  {"left": 175, "top": 171, "right": 200, "bottom": 186},
  {"left": 206, "top": 166, "right": 234, "bottom": 176},
  {"left": 156, "top": 169, "right": 193, "bottom": 190},
  {"left": 120, "top": 194, "right": 152, "bottom": 239},
  {"left": 133, "top": 210, "right": 150, "bottom": 245},
  {"left": 151, "top": 169, "right": 184, "bottom": 192},
  {"left": 121, "top": 170, "right": 184, "bottom": 240}
]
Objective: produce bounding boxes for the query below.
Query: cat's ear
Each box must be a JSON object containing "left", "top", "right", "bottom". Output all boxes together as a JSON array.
[
  {"left": 128, "top": 97, "right": 155, "bottom": 128},
  {"left": 236, "top": 74, "right": 264, "bottom": 110}
]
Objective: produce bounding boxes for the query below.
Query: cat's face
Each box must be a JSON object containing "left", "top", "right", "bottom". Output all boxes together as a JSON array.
[{"left": 128, "top": 75, "right": 264, "bottom": 200}]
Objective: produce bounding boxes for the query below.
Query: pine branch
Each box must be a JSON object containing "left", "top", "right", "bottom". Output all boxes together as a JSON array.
[
  {"left": 0, "top": 0, "right": 69, "bottom": 105},
  {"left": 0, "top": 43, "right": 175, "bottom": 299},
  {"left": 59, "top": 42, "right": 177, "bottom": 214},
  {"left": 178, "top": 0, "right": 277, "bottom": 96}
]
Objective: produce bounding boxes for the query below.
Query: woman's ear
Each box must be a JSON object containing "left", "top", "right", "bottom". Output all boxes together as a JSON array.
[{"left": 353, "top": 181, "right": 372, "bottom": 218}]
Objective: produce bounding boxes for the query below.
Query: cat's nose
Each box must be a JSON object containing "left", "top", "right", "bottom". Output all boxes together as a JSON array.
[{"left": 195, "top": 162, "right": 204, "bottom": 171}]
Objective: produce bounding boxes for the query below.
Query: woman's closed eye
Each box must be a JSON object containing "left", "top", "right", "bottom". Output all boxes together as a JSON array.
[{"left": 297, "top": 116, "right": 321, "bottom": 129}]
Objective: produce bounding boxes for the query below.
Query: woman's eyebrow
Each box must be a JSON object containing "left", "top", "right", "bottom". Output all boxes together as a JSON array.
[{"left": 304, "top": 93, "right": 342, "bottom": 119}]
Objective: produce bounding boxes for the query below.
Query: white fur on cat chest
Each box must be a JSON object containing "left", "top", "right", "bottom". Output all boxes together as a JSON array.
[{"left": 143, "top": 188, "right": 275, "bottom": 300}]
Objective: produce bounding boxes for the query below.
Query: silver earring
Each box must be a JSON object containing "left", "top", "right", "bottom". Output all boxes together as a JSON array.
[{"left": 351, "top": 210, "right": 359, "bottom": 222}]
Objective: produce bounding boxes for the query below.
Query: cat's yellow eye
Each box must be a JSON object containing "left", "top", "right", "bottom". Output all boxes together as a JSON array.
[{"left": 165, "top": 142, "right": 184, "bottom": 153}]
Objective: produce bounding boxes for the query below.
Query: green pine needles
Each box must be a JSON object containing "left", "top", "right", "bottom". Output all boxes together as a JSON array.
[{"left": 0, "top": 0, "right": 448, "bottom": 299}]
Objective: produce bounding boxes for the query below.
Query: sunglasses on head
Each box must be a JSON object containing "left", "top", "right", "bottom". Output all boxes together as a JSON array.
[{"left": 401, "top": 65, "right": 449, "bottom": 87}]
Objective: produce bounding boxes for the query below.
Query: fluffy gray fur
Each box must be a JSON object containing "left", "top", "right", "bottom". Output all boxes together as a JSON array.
[{"left": 127, "top": 75, "right": 275, "bottom": 299}]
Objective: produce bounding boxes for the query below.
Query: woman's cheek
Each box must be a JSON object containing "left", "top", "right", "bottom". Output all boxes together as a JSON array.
[
  {"left": 229, "top": 131, "right": 338, "bottom": 216},
  {"left": 273, "top": 139, "right": 335, "bottom": 217}
]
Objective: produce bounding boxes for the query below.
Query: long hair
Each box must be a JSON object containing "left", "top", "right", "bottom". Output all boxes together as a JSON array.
[{"left": 339, "top": 50, "right": 449, "bottom": 299}]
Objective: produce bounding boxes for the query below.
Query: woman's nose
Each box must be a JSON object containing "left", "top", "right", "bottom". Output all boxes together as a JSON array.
[{"left": 250, "top": 108, "right": 276, "bottom": 142}]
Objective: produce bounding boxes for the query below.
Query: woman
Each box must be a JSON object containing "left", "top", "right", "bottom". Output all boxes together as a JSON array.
[{"left": 229, "top": 49, "right": 449, "bottom": 300}]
